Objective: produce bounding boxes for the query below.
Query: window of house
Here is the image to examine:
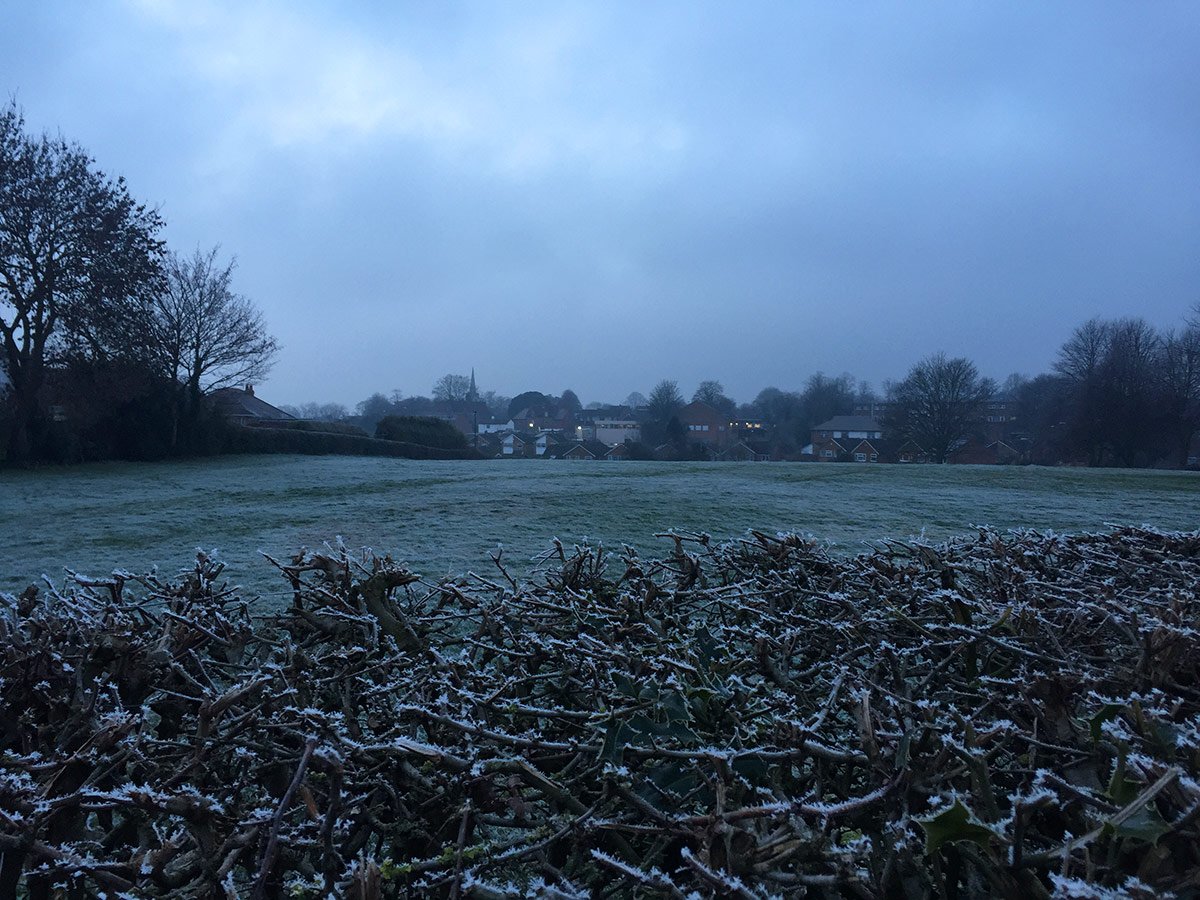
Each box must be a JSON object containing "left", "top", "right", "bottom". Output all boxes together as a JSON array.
[
  {"left": 855, "top": 452, "right": 866, "bottom": 462},
  {"left": 822, "top": 449, "right": 834, "bottom": 458}
]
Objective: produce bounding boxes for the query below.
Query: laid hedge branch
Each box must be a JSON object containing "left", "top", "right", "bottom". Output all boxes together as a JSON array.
[{"left": 1, "top": 526, "right": 1198, "bottom": 898}]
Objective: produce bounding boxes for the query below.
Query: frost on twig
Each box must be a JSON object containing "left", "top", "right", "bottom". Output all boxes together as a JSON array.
[{"left": 0, "top": 526, "right": 1198, "bottom": 897}]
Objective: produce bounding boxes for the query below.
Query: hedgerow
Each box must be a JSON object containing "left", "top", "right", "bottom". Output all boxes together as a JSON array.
[{"left": 1, "top": 526, "right": 1197, "bottom": 897}]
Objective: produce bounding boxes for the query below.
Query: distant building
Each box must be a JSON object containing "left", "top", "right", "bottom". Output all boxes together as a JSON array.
[
  {"left": 500, "top": 431, "right": 536, "bottom": 457},
  {"left": 557, "top": 440, "right": 613, "bottom": 461},
  {"left": 210, "top": 385, "right": 295, "bottom": 425},
  {"left": 809, "top": 416, "right": 883, "bottom": 462},
  {"left": 536, "top": 431, "right": 568, "bottom": 457},
  {"left": 677, "top": 401, "right": 729, "bottom": 448},
  {"left": 591, "top": 418, "right": 640, "bottom": 446}
]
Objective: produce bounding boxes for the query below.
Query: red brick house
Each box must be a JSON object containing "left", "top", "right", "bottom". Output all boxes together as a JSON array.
[
  {"left": 808, "top": 416, "right": 884, "bottom": 462},
  {"left": 849, "top": 439, "right": 881, "bottom": 463},
  {"left": 948, "top": 438, "right": 1021, "bottom": 465},
  {"left": 558, "top": 440, "right": 613, "bottom": 460},
  {"left": 605, "top": 442, "right": 632, "bottom": 461},
  {"left": 677, "top": 401, "right": 729, "bottom": 448},
  {"left": 896, "top": 440, "right": 927, "bottom": 464}
]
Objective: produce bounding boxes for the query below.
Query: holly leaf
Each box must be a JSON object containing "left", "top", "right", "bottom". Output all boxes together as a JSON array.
[{"left": 918, "top": 800, "right": 997, "bottom": 854}]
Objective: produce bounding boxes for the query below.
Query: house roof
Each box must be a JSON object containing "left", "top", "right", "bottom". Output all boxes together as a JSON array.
[
  {"left": 813, "top": 416, "right": 883, "bottom": 432},
  {"left": 210, "top": 387, "right": 295, "bottom": 421},
  {"left": 560, "top": 440, "right": 613, "bottom": 459},
  {"left": 678, "top": 400, "right": 722, "bottom": 421}
]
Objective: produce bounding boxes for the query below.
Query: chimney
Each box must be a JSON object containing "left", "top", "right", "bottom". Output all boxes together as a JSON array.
[{"left": 245, "top": 384, "right": 255, "bottom": 396}]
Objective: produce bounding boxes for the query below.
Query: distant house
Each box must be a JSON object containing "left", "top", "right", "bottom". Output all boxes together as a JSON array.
[
  {"left": 591, "top": 418, "right": 641, "bottom": 446},
  {"left": 474, "top": 433, "right": 503, "bottom": 458},
  {"left": 604, "top": 442, "right": 632, "bottom": 461},
  {"left": 852, "top": 399, "right": 892, "bottom": 421},
  {"left": 896, "top": 440, "right": 927, "bottom": 464},
  {"left": 810, "top": 436, "right": 846, "bottom": 461},
  {"left": 558, "top": 440, "right": 612, "bottom": 461},
  {"left": 981, "top": 398, "right": 1021, "bottom": 443},
  {"left": 728, "top": 418, "right": 767, "bottom": 444},
  {"left": 536, "top": 431, "right": 568, "bottom": 457},
  {"left": 949, "top": 438, "right": 1021, "bottom": 465},
  {"left": 677, "top": 401, "right": 729, "bottom": 448},
  {"left": 210, "top": 385, "right": 295, "bottom": 425},
  {"left": 501, "top": 431, "right": 536, "bottom": 457},
  {"left": 849, "top": 439, "right": 881, "bottom": 463},
  {"left": 477, "top": 418, "right": 515, "bottom": 435},
  {"left": 809, "top": 416, "right": 884, "bottom": 462},
  {"left": 719, "top": 441, "right": 769, "bottom": 462}
]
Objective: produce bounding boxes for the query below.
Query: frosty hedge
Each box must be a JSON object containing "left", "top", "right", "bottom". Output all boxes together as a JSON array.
[{"left": 1, "top": 526, "right": 1198, "bottom": 898}]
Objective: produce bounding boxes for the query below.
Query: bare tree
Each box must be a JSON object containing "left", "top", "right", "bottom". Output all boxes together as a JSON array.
[
  {"left": 150, "top": 247, "right": 277, "bottom": 448},
  {"left": 0, "top": 102, "right": 164, "bottom": 461},
  {"left": 282, "top": 401, "right": 349, "bottom": 421},
  {"left": 1159, "top": 325, "right": 1200, "bottom": 466},
  {"left": 153, "top": 247, "right": 277, "bottom": 397},
  {"left": 800, "top": 373, "right": 857, "bottom": 431},
  {"left": 1054, "top": 318, "right": 1161, "bottom": 466},
  {"left": 692, "top": 379, "right": 735, "bottom": 414},
  {"left": 432, "top": 373, "right": 472, "bottom": 403},
  {"left": 887, "top": 354, "right": 994, "bottom": 463},
  {"left": 646, "top": 379, "right": 684, "bottom": 423}
]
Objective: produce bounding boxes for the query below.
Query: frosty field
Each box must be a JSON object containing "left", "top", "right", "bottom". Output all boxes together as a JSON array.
[{"left": 2, "top": 455, "right": 1196, "bottom": 603}]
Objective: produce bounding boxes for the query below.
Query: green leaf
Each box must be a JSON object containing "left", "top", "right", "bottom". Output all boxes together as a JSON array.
[
  {"left": 645, "top": 762, "right": 700, "bottom": 797},
  {"left": 1106, "top": 806, "right": 1171, "bottom": 845},
  {"left": 1089, "top": 704, "right": 1124, "bottom": 744},
  {"left": 731, "top": 756, "right": 769, "bottom": 780},
  {"left": 599, "top": 721, "right": 634, "bottom": 764},
  {"left": 694, "top": 626, "right": 720, "bottom": 668},
  {"left": 612, "top": 673, "right": 638, "bottom": 698},
  {"left": 661, "top": 690, "right": 690, "bottom": 723},
  {"left": 918, "top": 800, "right": 997, "bottom": 854},
  {"left": 1106, "top": 753, "right": 1137, "bottom": 805}
]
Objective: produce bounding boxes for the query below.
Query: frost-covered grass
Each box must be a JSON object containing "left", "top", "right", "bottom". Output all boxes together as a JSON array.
[{"left": 1, "top": 455, "right": 1196, "bottom": 600}]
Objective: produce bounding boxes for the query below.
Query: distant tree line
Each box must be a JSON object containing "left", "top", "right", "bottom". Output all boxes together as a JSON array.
[
  {"left": 0, "top": 102, "right": 278, "bottom": 465},
  {"left": 310, "top": 306, "right": 1198, "bottom": 469}
]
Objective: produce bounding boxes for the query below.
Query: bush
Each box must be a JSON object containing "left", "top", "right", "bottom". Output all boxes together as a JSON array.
[
  {"left": 1, "top": 526, "right": 1197, "bottom": 897},
  {"left": 224, "top": 423, "right": 477, "bottom": 459},
  {"left": 374, "top": 414, "right": 468, "bottom": 450},
  {"left": 247, "top": 418, "right": 368, "bottom": 437}
]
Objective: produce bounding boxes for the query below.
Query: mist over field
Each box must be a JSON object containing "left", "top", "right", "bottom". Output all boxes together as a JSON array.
[{"left": 3, "top": 455, "right": 1196, "bottom": 602}]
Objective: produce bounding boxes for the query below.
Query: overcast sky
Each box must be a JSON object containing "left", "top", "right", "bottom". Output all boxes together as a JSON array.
[{"left": 3, "top": 2, "right": 1197, "bottom": 407}]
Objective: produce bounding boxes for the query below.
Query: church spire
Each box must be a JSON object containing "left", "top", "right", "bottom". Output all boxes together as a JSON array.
[{"left": 468, "top": 368, "right": 478, "bottom": 402}]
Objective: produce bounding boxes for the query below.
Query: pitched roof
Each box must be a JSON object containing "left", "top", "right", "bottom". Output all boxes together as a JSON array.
[
  {"left": 813, "top": 415, "right": 883, "bottom": 432},
  {"left": 559, "top": 440, "right": 612, "bottom": 459},
  {"left": 210, "top": 387, "right": 295, "bottom": 421}
]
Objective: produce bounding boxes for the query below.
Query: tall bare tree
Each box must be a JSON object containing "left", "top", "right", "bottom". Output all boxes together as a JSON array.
[
  {"left": 887, "top": 354, "right": 994, "bottom": 463},
  {"left": 152, "top": 246, "right": 277, "bottom": 446},
  {"left": 1054, "top": 318, "right": 1160, "bottom": 466},
  {"left": 0, "top": 102, "right": 163, "bottom": 461},
  {"left": 431, "top": 373, "right": 472, "bottom": 403},
  {"left": 1159, "top": 325, "right": 1200, "bottom": 466}
]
